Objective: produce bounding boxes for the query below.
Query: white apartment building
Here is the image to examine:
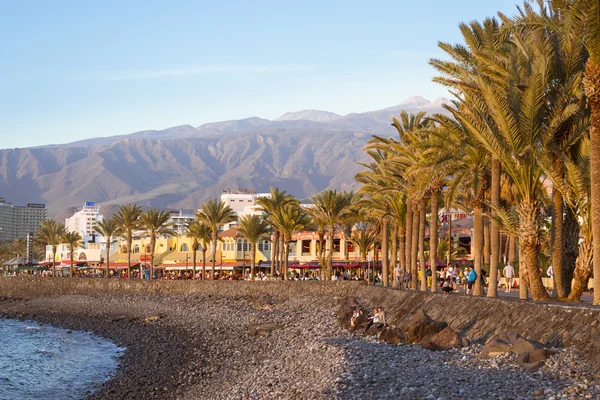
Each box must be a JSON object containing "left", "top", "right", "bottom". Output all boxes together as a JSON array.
[
  {"left": 219, "top": 189, "right": 270, "bottom": 229},
  {"left": 167, "top": 210, "right": 196, "bottom": 234},
  {"left": 65, "top": 202, "right": 104, "bottom": 241}
]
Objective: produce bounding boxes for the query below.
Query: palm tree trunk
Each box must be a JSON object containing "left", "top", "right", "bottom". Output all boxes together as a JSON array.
[
  {"left": 473, "top": 206, "right": 483, "bottom": 296},
  {"left": 508, "top": 234, "right": 516, "bottom": 264},
  {"left": 202, "top": 249, "right": 207, "bottom": 280},
  {"left": 411, "top": 201, "right": 419, "bottom": 290},
  {"left": 488, "top": 158, "right": 500, "bottom": 297},
  {"left": 70, "top": 250, "right": 74, "bottom": 278},
  {"left": 250, "top": 242, "right": 256, "bottom": 280},
  {"left": 405, "top": 200, "right": 413, "bottom": 276},
  {"left": 106, "top": 246, "right": 110, "bottom": 278},
  {"left": 483, "top": 214, "right": 490, "bottom": 267},
  {"left": 430, "top": 190, "right": 439, "bottom": 292},
  {"left": 562, "top": 207, "right": 579, "bottom": 297},
  {"left": 552, "top": 188, "right": 565, "bottom": 298},
  {"left": 585, "top": 60, "right": 600, "bottom": 305},
  {"left": 211, "top": 234, "right": 217, "bottom": 280},
  {"left": 419, "top": 199, "right": 427, "bottom": 291},
  {"left": 447, "top": 207, "right": 452, "bottom": 266},
  {"left": 127, "top": 236, "right": 132, "bottom": 279},
  {"left": 381, "top": 219, "right": 389, "bottom": 287},
  {"left": 52, "top": 245, "right": 57, "bottom": 277},
  {"left": 192, "top": 247, "right": 197, "bottom": 278},
  {"left": 567, "top": 237, "right": 593, "bottom": 302},
  {"left": 517, "top": 200, "right": 549, "bottom": 301},
  {"left": 150, "top": 236, "right": 156, "bottom": 280},
  {"left": 399, "top": 227, "right": 406, "bottom": 274},
  {"left": 391, "top": 224, "right": 397, "bottom": 287},
  {"left": 270, "top": 232, "right": 276, "bottom": 277},
  {"left": 284, "top": 242, "right": 290, "bottom": 280},
  {"left": 327, "top": 227, "right": 334, "bottom": 281}
]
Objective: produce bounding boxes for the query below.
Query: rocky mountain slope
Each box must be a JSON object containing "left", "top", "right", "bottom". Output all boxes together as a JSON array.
[{"left": 0, "top": 96, "right": 450, "bottom": 217}]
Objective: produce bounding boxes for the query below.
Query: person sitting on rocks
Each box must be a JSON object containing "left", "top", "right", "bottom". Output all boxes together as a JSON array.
[
  {"left": 372, "top": 307, "right": 387, "bottom": 328},
  {"left": 442, "top": 276, "right": 454, "bottom": 294},
  {"left": 350, "top": 308, "right": 364, "bottom": 328}
]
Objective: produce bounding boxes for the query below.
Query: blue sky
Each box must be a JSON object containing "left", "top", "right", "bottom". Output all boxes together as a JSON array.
[{"left": 1, "top": 0, "right": 523, "bottom": 148}]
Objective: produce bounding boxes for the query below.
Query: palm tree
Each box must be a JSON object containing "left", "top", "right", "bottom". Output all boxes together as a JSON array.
[
  {"left": 196, "top": 199, "right": 237, "bottom": 280},
  {"left": 509, "top": 0, "right": 600, "bottom": 303},
  {"left": 236, "top": 214, "right": 270, "bottom": 280},
  {"left": 113, "top": 204, "right": 142, "bottom": 279},
  {"left": 35, "top": 219, "right": 65, "bottom": 277},
  {"left": 61, "top": 231, "right": 83, "bottom": 278},
  {"left": 138, "top": 209, "right": 177, "bottom": 279},
  {"left": 185, "top": 220, "right": 211, "bottom": 278},
  {"left": 349, "top": 227, "right": 377, "bottom": 262},
  {"left": 94, "top": 217, "right": 123, "bottom": 278},
  {"left": 308, "top": 190, "right": 356, "bottom": 280},
  {"left": 272, "top": 204, "right": 312, "bottom": 279},
  {"left": 256, "top": 188, "right": 296, "bottom": 276}
]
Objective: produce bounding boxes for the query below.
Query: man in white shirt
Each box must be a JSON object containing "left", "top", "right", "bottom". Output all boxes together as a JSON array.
[
  {"left": 547, "top": 265, "right": 554, "bottom": 296},
  {"left": 503, "top": 263, "right": 515, "bottom": 293}
]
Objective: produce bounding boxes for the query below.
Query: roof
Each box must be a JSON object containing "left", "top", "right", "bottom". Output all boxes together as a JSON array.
[{"left": 218, "top": 228, "right": 243, "bottom": 239}]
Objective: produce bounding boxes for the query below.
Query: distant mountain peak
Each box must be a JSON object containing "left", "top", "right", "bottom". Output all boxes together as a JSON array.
[
  {"left": 275, "top": 109, "right": 341, "bottom": 123},
  {"left": 399, "top": 95, "right": 430, "bottom": 106}
]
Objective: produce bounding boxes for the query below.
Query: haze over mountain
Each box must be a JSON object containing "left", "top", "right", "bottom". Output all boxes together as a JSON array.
[{"left": 0, "top": 96, "right": 450, "bottom": 217}]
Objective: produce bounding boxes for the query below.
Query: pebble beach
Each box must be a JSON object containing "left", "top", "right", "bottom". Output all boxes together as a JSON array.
[{"left": 1, "top": 291, "right": 599, "bottom": 400}]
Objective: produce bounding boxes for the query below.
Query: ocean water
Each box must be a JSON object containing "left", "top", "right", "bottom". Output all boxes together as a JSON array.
[{"left": 0, "top": 319, "right": 124, "bottom": 400}]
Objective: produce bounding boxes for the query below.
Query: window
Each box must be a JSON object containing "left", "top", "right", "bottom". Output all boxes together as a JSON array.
[
  {"left": 237, "top": 240, "right": 242, "bottom": 251},
  {"left": 180, "top": 243, "right": 189, "bottom": 252},
  {"left": 133, "top": 245, "right": 140, "bottom": 254}
]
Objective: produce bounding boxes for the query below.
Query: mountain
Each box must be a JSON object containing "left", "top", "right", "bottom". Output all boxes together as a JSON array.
[
  {"left": 275, "top": 110, "right": 342, "bottom": 122},
  {"left": 0, "top": 95, "right": 451, "bottom": 217}
]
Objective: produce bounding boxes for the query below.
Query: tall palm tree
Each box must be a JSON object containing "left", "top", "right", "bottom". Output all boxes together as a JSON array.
[
  {"left": 308, "top": 190, "right": 356, "bottom": 280},
  {"left": 349, "top": 227, "right": 377, "bottom": 262},
  {"left": 256, "top": 188, "right": 296, "bottom": 276},
  {"left": 273, "top": 204, "right": 313, "bottom": 279},
  {"left": 236, "top": 214, "right": 270, "bottom": 280},
  {"left": 185, "top": 220, "right": 211, "bottom": 279},
  {"left": 61, "top": 231, "right": 83, "bottom": 278},
  {"left": 138, "top": 209, "right": 177, "bottom": 279},
  {"left": 113, "top": 204, "right": 142, "bottom": 279},
  {"left": 510, "top": 0, "right": 600, "bottom": 303},
  {"left": 196, "top": 199, "right": 237, "bottom": 280},
  {"left": 35, "top": 219, "right": 65, "bottom": 277},
  {"left": 94, "top": 217, "right": 123, "bottom": 278}
]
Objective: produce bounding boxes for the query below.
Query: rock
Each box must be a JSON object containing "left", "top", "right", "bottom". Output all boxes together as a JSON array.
[
  {"left": 398, "top": 310, "right": 447, "bottom": 344},
  {"left": 144, "top": 315, "right": 161, "bottom": 323},
  {"left": 528, "top": 348, "right": 551, "bottom": 362},
  {"left": 479, "top": 338, "right": 512, "bottom": 357},
  {"left": 425, "top": 327, "right": 462, "bottom": 350},
  {"left": 512, "top": 337, "right": 544, "bottom": 355},
  {"left": 365, "top": 323, "right": 385, "bottom": 336},
  {"left": 249, "top": 323, "right": 282, "bottom": 336},
  {"left": 521, "top": 360, "right": 545, "bottom": 371},
  {"left": 534, "top": 388, "right": 544, "bottom": 396},
  {"left": 379, "top": 328, "right": 405, "bottom": 345}
]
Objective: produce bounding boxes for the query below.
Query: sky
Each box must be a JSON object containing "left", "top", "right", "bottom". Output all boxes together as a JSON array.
[{"left": 0, "top": 0, "right": 525, "bottom": 148}]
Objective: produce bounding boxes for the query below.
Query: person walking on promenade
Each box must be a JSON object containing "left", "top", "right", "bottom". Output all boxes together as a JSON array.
[
  {"left": 394, "top": 265, "right": 402, "bottom": 289},
  {"left": 547, "top": 264, "right": 554, "bottom": 296},
  {"left": 466, "top": 267, "right": 477, "bottom": 295},
  {"left": 503, "top": 262, "right": 515, "bottom": 293}
]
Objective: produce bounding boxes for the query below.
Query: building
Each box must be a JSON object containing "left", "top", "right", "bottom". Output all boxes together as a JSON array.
[
  {"left": 167, "top": 210, "right": 196, "bottom": 234},
  {"left": 220, "top": 189, "right": 270, "bottom": 229},
  {"left": 0, "top": 197, "right": 47, "bottom": 243},
  {"left": 65, "top": 202, "right": 103, "bottom": 240}
]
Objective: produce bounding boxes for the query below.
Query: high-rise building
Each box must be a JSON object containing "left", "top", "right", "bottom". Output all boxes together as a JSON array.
[
  {"left": 65, "top": 202, "right": 103, "bottom": 241},
  {"left": 0, "top": 197, "right": 48, "bottom": 243}
]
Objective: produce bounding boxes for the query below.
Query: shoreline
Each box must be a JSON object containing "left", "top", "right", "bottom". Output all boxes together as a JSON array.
[{"left": 2, "top": 280, "right": 600, "bottom": 399}]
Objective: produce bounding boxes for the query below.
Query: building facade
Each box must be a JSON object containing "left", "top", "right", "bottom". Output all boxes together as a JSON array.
[
  {"left": 65, "top": 202, "right": 103, "bottom": 240},
  {"left": 219, "top": 189, "right": 270, "bottom": 229},
  {"left": 0, "top": 197, "right": 47, "bottom": 243}
]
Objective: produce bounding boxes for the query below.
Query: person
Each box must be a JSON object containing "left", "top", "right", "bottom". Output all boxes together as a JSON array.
[
  {"left": 372, "top": 307, "right": 386, "bottom": 328},
  {"left": 441, "top": 276, "right": 454, "bottom": 295},
  {"left": 547, "top": 264, "right": 554, "bottom": 295},
  {"left": 350, "top": 308, "right": 366, "bottom": 328},
  {"left": 503, "top": 262, "right": 515, "bottom": 293},
  {"left": 480, "top": 268, "right": 487, "bottom": 286},
  {"left": 394, "top": 265, "right": 402, "bottom": 289},
  {"left": 467, "top": 267, "right": 477, "bottom": 295},
  {"left": 426, "top": 266, "right": 432, "bottom": 287}
]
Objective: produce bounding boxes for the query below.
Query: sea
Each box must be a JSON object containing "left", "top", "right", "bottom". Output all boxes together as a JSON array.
[{"left": 0, "top": 319, "right": 124, "bottom": 400}]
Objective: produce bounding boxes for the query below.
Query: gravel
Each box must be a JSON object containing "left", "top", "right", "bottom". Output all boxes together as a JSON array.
[{"left": 1, "top": 292, "right": 599, "bottom": 399}]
